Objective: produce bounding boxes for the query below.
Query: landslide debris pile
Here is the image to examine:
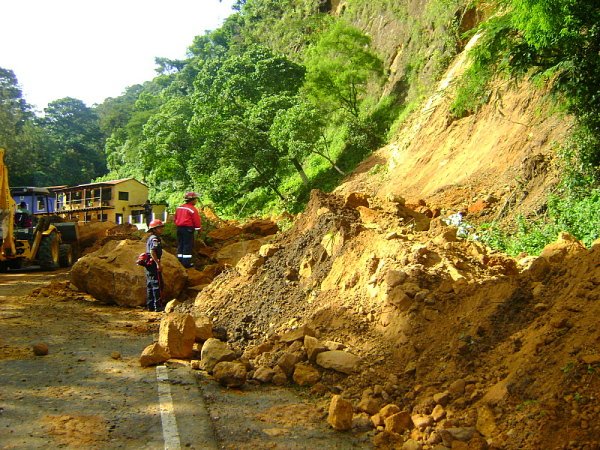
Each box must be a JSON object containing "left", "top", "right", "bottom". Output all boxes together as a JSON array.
[
  {"left": 53, "top": 216, "right": 278, "bottom": 308},
  {"left": 189, "top": 189, "right": 600, "bottom": 449}
]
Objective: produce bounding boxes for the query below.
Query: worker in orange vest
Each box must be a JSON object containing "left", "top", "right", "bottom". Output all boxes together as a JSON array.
[{"left": 174, "top": 192, "right": 201, "bottom": 268}]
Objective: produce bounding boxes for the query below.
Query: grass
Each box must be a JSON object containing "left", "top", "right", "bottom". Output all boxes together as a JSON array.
[{"left": 477, "top": 186, "right": 600, "bottom": 256}]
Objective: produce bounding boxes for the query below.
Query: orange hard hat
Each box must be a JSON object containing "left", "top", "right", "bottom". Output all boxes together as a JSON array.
[
  {"left": 148, "top": 219, "right": 164, "bottom": 230},
  {"left": 184, "top": 191, "right": 200, "bottom": 200}
]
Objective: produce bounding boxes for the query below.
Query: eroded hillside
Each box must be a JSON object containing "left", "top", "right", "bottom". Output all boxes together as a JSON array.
[
  {"left": 336, "top": 33, "right": 570, "bottom": 229},
  {"left": 192, "top": 189, "right": 599, "bottom": 449},
  {"left": 185, "top": 28, "right": 598, "bottom": 448}
]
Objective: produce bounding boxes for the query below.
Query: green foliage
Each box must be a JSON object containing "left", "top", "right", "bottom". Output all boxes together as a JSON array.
[
  {"left": 303, "top": 20, "right": 384, "bottom": 117},
  {"left": 516, "top": 399, "right": 538, "bottom": 411},
  {"left": 237, "top": 0, "right": 327, "bottom": 59},
  {"left": 548, "top": 190, "right": 600, "bottom": 247},
  {"left": 479, "top": 186, "right": 600, "bottom": 256},
  {"left": 339, "top": 115, "right": 385, "bottom": 169},
  {"left": 450, "top": 63, "right": 493, "bottom": 118},
  {"left": 561, "top": 362, "right": 575, "bottom": 374},
  {"left": 454, "top": 0, "right": 600, "bottom": 177},
  {"left": 479, "top": 215, "right": 559, "bottom": 256},
  {"left": 450, "top": 14, "right": 517, "bottom": 117},
  {"left": 161, "top": 222, "right": 178, "bottom": 242},
  {"left": 37, "top": 98, "right": 107, "bottom": 185},
  {"left": 270, "top": 98, "right": 323, "bottom": 162},
  {"left": 386, "top": 99, "right": 420, "bottom": 140},
  {"left": 560, "top": 124, "right": 600, "bottom": 188}
]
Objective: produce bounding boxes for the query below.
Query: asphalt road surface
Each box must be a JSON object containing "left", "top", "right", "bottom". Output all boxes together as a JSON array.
[{"left": 0, "top": 269, "right": 371, "bottom": 449}]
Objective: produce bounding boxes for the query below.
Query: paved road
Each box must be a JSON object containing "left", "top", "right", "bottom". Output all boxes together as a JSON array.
[
  {"left": 0, "top": 270, "right": 218, "bottom": 449},
  {"left": 0, "top": 269, "right": 371, "bottom": 449}
]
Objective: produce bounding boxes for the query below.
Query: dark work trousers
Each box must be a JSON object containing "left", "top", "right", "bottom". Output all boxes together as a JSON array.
[
  {"left": 176, "top": 226, "right": 195, "bottom": 268},
  {"left": 145, "top": 265, "right": 164, "bottom": 312}
]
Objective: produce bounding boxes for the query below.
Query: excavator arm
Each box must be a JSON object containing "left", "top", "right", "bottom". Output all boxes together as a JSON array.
[{"left": 0, "top": 148, "right": 17, "bottom": 257}]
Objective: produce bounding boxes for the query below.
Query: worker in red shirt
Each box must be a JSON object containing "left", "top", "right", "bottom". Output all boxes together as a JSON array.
[{"left": 174, "top": 192, "right": 202, "bottom": 268}]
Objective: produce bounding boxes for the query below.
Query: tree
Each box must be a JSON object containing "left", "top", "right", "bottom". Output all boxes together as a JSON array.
[
  {"left": 270, "top": 97, "right": 345, "bottom": 182},
  {"left": 0, "top": 68, "right": 44, "bottom": 186},
  {"left": 39, "top": 98, "right": 106, "bottom": 185},
  {"left": 303, "top": 21, "right": 383, "bottom": 117},
  {"left": 187, "top": 45, "right": 306, "bottom": 205},
  {"left": 139, "top": 97, "right": 194, "bottom": 190}
]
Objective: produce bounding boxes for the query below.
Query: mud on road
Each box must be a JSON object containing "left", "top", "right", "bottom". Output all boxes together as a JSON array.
[{"left": 0, "top": 270, "right": 370, "bottom": 449}]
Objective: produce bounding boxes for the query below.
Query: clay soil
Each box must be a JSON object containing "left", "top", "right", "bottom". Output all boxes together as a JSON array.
[
  {"left": 193, "top": 188, "right": 600, "bottom": 449},
  {"left": 3, "top": 39, "right": 599, "bottom": 450}
]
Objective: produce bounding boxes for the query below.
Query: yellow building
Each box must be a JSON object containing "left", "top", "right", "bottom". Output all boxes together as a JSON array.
[{"left": 52, "top": 178, "right": 167, "bottom": 228}]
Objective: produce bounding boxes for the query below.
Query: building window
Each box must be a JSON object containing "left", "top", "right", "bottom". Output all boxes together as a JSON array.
[
  {"left": 118, "top": 191, "right": 129, "bottom": 201},
  {"left": 37, "top": 199, "right": 46, "bottom": 211},
  {"left": 132, "top": 209, "right": 144, "bottom": 223}
]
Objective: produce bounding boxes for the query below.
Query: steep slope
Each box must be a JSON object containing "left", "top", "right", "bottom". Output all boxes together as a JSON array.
[
  {"left": 193, "top": 189, "right": 599, "bottom": 449},
  {"left": 336, "top": 33, "right": 571, "bottom": 227},
  {"left": 189, "top": 29, "right": 599, "bottom": 449}
]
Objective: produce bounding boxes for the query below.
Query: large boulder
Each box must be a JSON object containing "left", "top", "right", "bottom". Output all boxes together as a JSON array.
[
  {"left": 77, "top": 221, "right": 116, "bottom": 253},
  {"left": 158, "top": 313, "right": 196, "bottom": 358},
  {"left": 241, "top": 219, "right": 279, "bottom": 236},
  {"left": 207, "top": 226, "right": 243, "bottom": 242},
  {"left": 316, "top": 350, "right": 361, "bottom": 374},
  {"left": 70, "top": 239, "right": 187, "bottom": 307},
  {"left": 140, "top": 342, "right": 171, "bottom": 368},
  {"left": 213, "top": 361, "right": 247, "bottom": 388},
  {"left": 200, "top": 338, "right": 237, "bottom": 372}
]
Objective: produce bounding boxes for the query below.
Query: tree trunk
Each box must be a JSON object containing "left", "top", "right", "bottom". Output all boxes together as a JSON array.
[
  {"left": 252, "top": 163, "right": 286, "bottom": 201},
  {"left": 291, "top": 157, "right": 310, "bottom": 186},
  {"left": 312, "top": 150, "right": 346, "bottom": 176}
]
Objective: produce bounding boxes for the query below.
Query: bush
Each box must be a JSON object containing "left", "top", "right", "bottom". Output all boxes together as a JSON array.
[{"left": 479, "top": 189, "right": 600, "bottom": 256}]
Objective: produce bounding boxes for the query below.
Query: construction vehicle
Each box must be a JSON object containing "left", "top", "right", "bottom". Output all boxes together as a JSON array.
[{"left": 0, "top": 148, "right": 78, "bottom": 272}]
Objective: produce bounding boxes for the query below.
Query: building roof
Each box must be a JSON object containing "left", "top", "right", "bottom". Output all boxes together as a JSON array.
[
  {"left": 52, "top": 178, "right": 148, "bottom": 192},
  {"left": 10, "top": 186, "right": 51, "bottom": 195}
]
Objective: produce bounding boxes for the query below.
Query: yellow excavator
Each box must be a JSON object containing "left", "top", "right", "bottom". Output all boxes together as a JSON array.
[{"left": 0, "top": 148, "right": 78, "bottom": 271}]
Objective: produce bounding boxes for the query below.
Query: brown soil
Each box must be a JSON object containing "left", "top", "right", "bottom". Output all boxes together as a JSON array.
[
  {"left": 126, "top": 56, "right": 598, "bottom": 448},
  {"left": 0, "top": 269, "right": 368, "bottom": 449},
  {"left": 192, "top": 187, "right": 600, "bottom": 449},
  {"left": 4, "top": 34, "right": 598, "bottom": 450}
]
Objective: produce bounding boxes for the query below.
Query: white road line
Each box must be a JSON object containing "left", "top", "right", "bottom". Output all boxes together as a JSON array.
[{"left": 156, "top": 365, "right": 182, "bottom": 450}]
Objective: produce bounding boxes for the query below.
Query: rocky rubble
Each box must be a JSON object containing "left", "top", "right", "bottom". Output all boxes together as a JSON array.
[
  {"left": 182, "top": 189, "right": 600, "bottom": 450},
  {"left": 50, "top": 191, "right": 599, "bottom": 449},
  {"left": 70, "top": 239, "right": 188, "bottom": 307},
  {"left": 67, "top": 215, "right": 280, "bottom": 307}
]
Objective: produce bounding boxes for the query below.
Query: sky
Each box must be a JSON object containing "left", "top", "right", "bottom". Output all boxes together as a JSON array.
[{"left": 0, "top": 0, "right": 236, "bottom": 113}]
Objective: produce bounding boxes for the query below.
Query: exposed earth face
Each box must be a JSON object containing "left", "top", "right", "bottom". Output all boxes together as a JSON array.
[
  {"left": 190, "top": 188, "right": 600, "bottom": 449},
  {"left": 2, "top": 37, "right": 598, "bottom": 449}
]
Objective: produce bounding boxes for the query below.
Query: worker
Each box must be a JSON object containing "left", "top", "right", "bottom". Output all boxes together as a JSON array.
[
  {"left": 15, "top": 201, "right": 32, "bottom": 228},
  {"left": 174, "top": 192, "right": 201, "bottom": 268},
  {"left": 145, "top": 219, "right": 165, "bottom": 312},
  {"left": 143, "top": 200, "right": 153, "bottom": 227}
]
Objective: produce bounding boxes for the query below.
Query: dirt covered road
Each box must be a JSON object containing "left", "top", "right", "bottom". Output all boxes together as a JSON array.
[{"left": 0, "top": 270, "right": 369, "bottom": 449}]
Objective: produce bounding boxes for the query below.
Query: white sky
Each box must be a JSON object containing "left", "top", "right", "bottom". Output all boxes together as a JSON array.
[{"left": 0, "top": 0, "right": 235, "bottom": 112}]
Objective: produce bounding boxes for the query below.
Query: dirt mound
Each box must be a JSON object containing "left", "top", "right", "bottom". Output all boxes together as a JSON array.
[{"left": 192, "top": 189, "right": 600, "bottom": 449}]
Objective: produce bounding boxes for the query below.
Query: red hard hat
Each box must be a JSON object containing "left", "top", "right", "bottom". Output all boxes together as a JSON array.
[
  {"left": 148, "top": 219, "right": 164, "bottom": 230},
  {"left": 184, "top": 191, "right": 200, "bottom": 200}
]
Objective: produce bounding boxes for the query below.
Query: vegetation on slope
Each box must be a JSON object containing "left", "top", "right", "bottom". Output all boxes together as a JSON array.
[
  {"left": 453, "top": 0, "right": 600, "bottom": 253},
  {"left": 0, "top": 0, "right": 598, "bottom": 251}
]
